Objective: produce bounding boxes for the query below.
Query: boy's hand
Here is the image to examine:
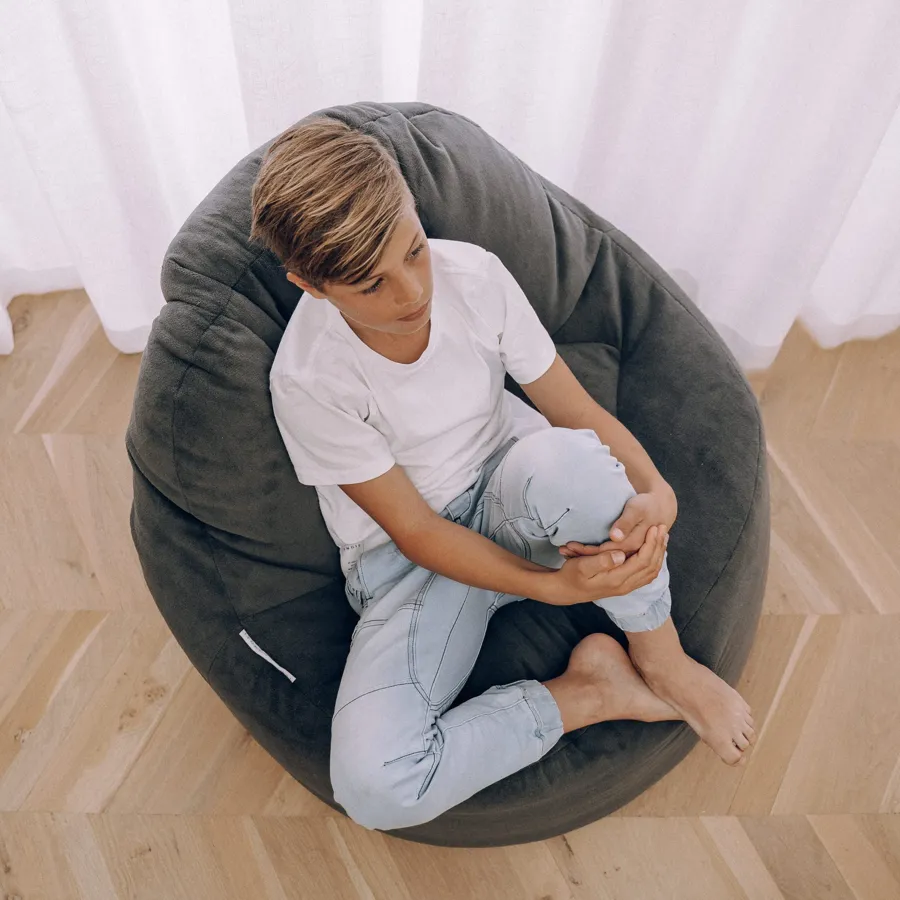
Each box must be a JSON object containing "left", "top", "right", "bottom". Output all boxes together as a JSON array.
[
  {"left": 559, "top": 483, "right": 677, "bottom": 560},
  {"left": 544, "top": 524, "right": 668, "bottom": 606}
]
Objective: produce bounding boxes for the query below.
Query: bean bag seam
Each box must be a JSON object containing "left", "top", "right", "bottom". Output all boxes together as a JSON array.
[
  {"left": 205, "top": 636, "right": 229, "bottom": 682},
  {"left": 163, "top": 250, "right": 269, "bottom": 314},
  {"left": 206, "top": 634, "right": 335, "bottom": 718}
]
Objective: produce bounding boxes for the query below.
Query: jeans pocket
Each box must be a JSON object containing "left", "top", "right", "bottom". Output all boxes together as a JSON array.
[
  {"left": 442, "top": 485, "right": 477, "bottom": 524},
  {"left": 353, "top": 540, "right": 411, "bottom": 611}
]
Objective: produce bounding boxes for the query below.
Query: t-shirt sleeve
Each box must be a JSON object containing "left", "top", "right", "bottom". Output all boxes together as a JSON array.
[
  {"left": 270, "top": 373, "right": 395, "bottom": 486},
  {"left": 483, "top": 250, "right": 558, "bottom": 385}
]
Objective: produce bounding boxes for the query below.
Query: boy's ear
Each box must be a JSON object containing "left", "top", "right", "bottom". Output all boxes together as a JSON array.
[{"left": 286, "top": 272, "right": 320, "bottom": 297}]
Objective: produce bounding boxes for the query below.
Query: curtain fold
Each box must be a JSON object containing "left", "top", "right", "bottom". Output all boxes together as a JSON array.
[{"left": 2, "top": 0, "right": 898, "bottom": 369}]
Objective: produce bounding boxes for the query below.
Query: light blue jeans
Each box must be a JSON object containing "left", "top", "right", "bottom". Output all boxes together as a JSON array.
[{"left": 332, "top": 426, "right": 671, "bottom": 831}]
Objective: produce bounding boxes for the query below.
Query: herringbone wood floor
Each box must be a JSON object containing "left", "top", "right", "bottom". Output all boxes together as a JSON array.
[{"left": 1, "top": 289, "right": 899, "bottom": 899}]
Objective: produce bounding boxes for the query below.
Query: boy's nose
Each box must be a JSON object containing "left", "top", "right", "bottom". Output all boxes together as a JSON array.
[{"left": 396, "top": 277, "right": 422, "bottom": 309}]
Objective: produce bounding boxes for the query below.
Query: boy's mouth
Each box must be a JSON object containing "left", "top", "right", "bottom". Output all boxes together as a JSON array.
[{"left": 398, "top": 300, "right": 429, "bottom": 322}]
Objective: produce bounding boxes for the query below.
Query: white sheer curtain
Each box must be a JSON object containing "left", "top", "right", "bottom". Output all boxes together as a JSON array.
[{"left": 2, "top": 0, "right": 898, "bottom": 369}]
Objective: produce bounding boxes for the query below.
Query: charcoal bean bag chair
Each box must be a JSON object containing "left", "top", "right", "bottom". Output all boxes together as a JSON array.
[{"left": 127, "top": 101, "right": 769, "bottom": 847}]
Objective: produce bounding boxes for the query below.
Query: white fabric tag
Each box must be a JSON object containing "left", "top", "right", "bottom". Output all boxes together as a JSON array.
[{"left": 239, "top": 629, "right": 296, "bottom": 683}]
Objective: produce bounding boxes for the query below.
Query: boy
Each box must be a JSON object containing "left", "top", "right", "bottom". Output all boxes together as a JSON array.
[{"left": 253, "top": 117, "right": 755, "bottom": 832}]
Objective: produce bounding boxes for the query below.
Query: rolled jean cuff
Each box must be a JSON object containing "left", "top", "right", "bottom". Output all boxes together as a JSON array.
[
  {"left": 519, "top": 680, "right": 565, "bottom": 753},
  {"left": 603, "top": 587, "right": 672, "bottom": 633}
]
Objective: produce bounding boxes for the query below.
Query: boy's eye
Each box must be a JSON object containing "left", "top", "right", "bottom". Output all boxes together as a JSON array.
[{"left": 361, "top": 242, "right": 425, "bottom": 295}]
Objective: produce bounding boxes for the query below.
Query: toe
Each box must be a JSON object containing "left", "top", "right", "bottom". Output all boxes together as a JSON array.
[
  {"left": 733, "top": 732, "right": 750, "bottom": 751},
  {"left": 745, "top": 724, "right": 757, "bottom": 745},
  {"left": 721, "top": 741, "right": 743, "bottom": 766}
]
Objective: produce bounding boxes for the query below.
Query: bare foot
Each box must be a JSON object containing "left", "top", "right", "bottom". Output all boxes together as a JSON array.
[
  {"left": 543, "top": 633, "right": 683, "bottom": 733},
  {"left": 630, "top": 651, "right": 757, "bottom": 766}
]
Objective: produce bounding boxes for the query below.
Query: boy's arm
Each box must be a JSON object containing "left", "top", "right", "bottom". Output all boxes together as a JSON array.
[{"left": 340, "top": 466, "right": 561, "bottom": 603}]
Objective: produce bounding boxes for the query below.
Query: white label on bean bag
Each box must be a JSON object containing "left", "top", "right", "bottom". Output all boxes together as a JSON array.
[{"left": 239, "top": 629, "right": 296, "bottom": 683}]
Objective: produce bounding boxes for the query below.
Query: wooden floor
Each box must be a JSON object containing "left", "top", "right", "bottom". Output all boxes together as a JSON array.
[{"left": 1, "top": 289, "right": 899, "bottom": 900}]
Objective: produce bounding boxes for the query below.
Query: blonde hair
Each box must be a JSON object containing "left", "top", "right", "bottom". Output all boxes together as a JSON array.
[{"left": 249, "top": 116, "right": 416, "bottom": 292}]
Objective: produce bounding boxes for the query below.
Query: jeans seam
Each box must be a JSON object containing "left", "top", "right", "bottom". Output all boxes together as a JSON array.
[
  {"left": 486, "top": 516, "right": 529, "bottom": 559},
  {"left": 489, "top": 514, "right": 547, "bottom": 560},
  {"left": 427, "top": 585, "right": 472, "bottom": 702},
  {"left": 521, "top": 688, "right": 548, "bottom": 738},
  {"left": 494, "top": 436, "right": 572, "bottom": 536},
  {"left": 408, "top": 571, "right": 437, "bottom": 713},
  {"left": 416, "top": 750, "right": 440, "bottom": 800},
  {"left": 521, "top": 473, "right": 536, "bottom": 520},
  {"left": 383, "top": 748, "right": 433, "bottom": 766},
  {"left": 433, "top": 599, "right": 496, "bottom": 708},
  {"left": 350, "top": 617, "right": 390, "bottom": 639},
  {"left": 332, "top": 681, "right": 418, "bottom": 720}
]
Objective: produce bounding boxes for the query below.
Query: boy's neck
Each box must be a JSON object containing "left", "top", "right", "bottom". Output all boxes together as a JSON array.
[{"left": 342, "top": 314, "right": 431, "bottom": 365}]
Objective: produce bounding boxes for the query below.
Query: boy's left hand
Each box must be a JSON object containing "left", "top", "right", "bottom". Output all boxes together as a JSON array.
[{"left": 559, "top": 484, "right": 678, "bottom": 560}]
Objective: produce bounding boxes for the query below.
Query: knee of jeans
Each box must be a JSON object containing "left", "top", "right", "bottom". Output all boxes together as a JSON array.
[
  {"left": 331, "top": 745, "right": 396, "bottom": 830},
  {"left": 516, "top": 427, "right": 636, "bottom": 527},
  {"left": 330, "top": 727, "right": 427, "bottom": 831},
  {"left": 331, "top": 757, "right": 432, "bottom": 831},
  {"left": 526, "top": 427, "right": 633, "bottom": 490}
]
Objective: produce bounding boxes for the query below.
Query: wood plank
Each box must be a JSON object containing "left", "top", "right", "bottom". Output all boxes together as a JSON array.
[
  {"left": 740, "top": 816, "right": 854, "bottom": 900},
  {"left": 729, "top": 616, "right": 839, "bottom": 815},
  {"left": 21, "top": 618, "right": 190, "bottom": 812},
  {"left": 0, "top": 611, "right": 138, "bottom": 810},
  {"left": 773, "top": 617, "right": 900, "bottom": 814},
  {"left": 547, "top": 818, "right": 745, "bottom": 899},
  {"left": 809, "top": 815, "right": 900, "bottom": 900},
  {"left": 43, "top": 434, "right": 156, "bottom": 613},
  {"left": 0, "top": 811, "right": 86, "bottom": 899},
  {"left": 0, "top": 438, "right": 108, "bottom": 609},
  {"left": 105, "top": 668, "right": 251, "bottom": 815}
]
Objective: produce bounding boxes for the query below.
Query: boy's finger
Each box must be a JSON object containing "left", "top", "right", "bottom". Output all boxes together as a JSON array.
[
  {"left": 596, "top": 550, "right": 626, "bottom": 570},
  {"left": 647, "top": 525, "right": 665, "bottom": 581},
  {"left": 564, "top": 542, "right": 605, "bottom": 556},
  {"left": 612, "top": 526, "right": 658, "bottom": 584},
  {"left": 639, "top": 526, "right": 667, "bottom": 585},
  {"left": 653, "top": 536, "right": 666, "bottom": 573},
  {"left": 652, "top": 527, "right": 668, "bottom": 573},
  {"left": 565, "top": 539, "right": 644, "bottom": 558},
  {"left": 610, "top": 503, "right": 644, "bottom": 542}
]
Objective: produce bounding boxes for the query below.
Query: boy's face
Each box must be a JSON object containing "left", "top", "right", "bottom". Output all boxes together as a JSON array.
[{"left": 286, "top": 203, "right": 434, "bottom": 336}]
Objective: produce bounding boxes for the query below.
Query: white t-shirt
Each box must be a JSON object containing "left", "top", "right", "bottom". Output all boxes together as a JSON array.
[{"left": 270, "top": 238, "right": 557, "bottom": 577}]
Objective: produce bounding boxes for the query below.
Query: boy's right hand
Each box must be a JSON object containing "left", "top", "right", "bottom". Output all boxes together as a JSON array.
[{"left": 543, "top": 524, "right": 668, "bottom": 606}]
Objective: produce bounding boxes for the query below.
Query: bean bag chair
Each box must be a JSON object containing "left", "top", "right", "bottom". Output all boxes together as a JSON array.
[{"left": 127, "top": 100, "right": 770, "bottom": 847}]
